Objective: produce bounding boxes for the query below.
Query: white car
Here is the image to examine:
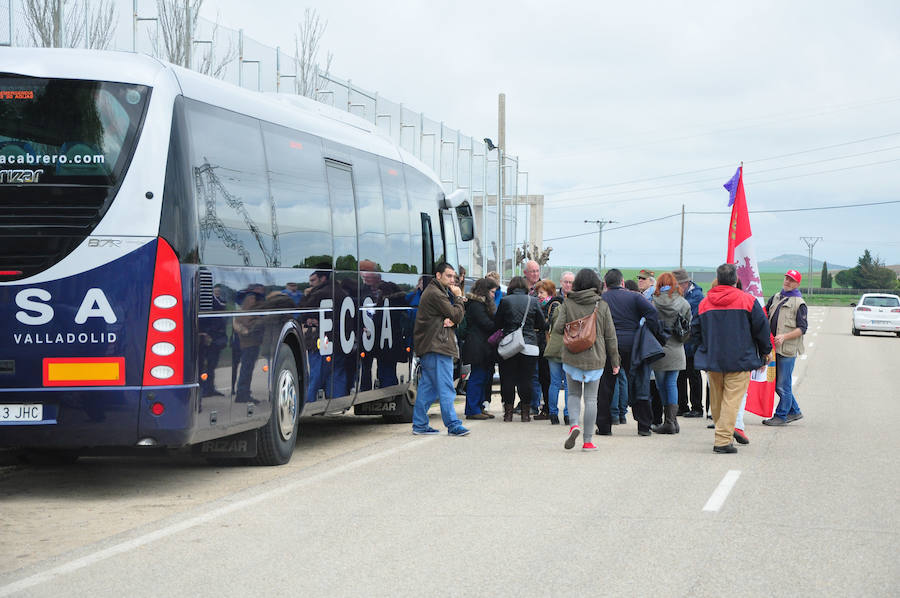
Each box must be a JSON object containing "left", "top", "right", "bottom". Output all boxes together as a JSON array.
[{"left": 851, "top": 293, "right": 900, "bottom": 337}]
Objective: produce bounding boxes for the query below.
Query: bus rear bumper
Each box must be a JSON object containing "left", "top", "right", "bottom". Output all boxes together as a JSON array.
[{"left": 0, "top": 385, "right": 199, "bottom": 450}]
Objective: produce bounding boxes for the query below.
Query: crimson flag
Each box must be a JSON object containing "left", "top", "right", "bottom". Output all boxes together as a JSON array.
[{"left": 723, "top": 166, "right": 776, "bottom": 417}]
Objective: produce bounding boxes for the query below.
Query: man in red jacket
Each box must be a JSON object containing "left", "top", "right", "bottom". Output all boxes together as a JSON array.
[{"left": 691, "top": 263, "right": 772, "bottom": 454}]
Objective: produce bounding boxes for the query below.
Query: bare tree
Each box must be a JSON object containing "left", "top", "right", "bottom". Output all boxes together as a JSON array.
[
  {"left": 154, "top": 0, "right": 236, "bottom": 78},
  {"left": 22, "top": 0, "right": 117, "bottom": 49},
  {"left": 516, "top": 242, "right": 553, "bottom": 267},
  {"left": 293, "top": 8, "right": 333, "bottom": 97}
]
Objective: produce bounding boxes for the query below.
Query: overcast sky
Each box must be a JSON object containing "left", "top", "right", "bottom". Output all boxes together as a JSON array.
[{"left": 195, "top": 0, "right": 900, "bottom": 270}]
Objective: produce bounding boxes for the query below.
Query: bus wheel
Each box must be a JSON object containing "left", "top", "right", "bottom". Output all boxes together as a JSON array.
[
  {"left": 253, "top": 348, "right": 300, "bottom": 466},
  {"left": 383, "top": 392, "right": 414, "bottom": 424}
]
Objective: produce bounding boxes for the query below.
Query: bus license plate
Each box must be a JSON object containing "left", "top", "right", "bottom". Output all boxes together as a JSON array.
[{"left": 0, "top": 404, "right": 43, "bottom": 422}]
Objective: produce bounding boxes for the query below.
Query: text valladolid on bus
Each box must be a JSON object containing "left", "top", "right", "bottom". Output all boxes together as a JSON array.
[{"left": 0, "top": 48, "right": 475, "bottom": 465}]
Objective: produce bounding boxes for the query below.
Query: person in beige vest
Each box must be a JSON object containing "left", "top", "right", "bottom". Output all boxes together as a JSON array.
[{"left": 762, "top": 269, "right": 808, "bottom": 426}]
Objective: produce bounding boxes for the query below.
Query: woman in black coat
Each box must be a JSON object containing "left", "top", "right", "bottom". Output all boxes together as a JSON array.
[
  {"left": 462, "top": 277, "right": 499, "bottom": 419},
  {"left": 494, "top": 276, "right": 547, "bottom": 422}
]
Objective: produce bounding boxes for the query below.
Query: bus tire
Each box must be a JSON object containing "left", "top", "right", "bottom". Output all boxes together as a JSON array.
[
  {"left": 253, "top": 348, "right": 300, "bottom": 466},
  {"left": 383, "top": 393, "right": 414, "bottom": 424}
]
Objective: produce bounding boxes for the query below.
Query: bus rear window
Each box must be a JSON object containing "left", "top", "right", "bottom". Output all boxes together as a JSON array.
[
  {"left": 0, "top": 75, "right": 149, "bottom": 186},
  {"left": 0, "top": 75, "right": 150, "bottom": 280}
]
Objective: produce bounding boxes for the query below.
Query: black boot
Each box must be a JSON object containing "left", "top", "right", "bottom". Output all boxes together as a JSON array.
[
  {"left": 521, "top": 404, "right": 531, "bottom": 422},
  {"left": 503, "top": 403, "right": 514, "bottom": 422},
  {"left": 652, "top": 404, "right": 678, "bottom": 434}
]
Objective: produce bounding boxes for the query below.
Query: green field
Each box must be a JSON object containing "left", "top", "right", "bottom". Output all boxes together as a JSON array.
[{"left": 545, "top": 266, "right": 860, "bottom": 306}]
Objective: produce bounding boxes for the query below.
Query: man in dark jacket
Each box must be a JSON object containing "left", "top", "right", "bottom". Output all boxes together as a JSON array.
[
  {"left": 596, "top": 268, "right": 660, "bottom": 436},
  {"left": 673, "top": 268, "right": 706, "bottom": 417},
  {"left": 692, "top": 263, "right": 772, "bottom": 454},
  {"left": 411, "top": 263, "right": 470, "bottom": 436}
]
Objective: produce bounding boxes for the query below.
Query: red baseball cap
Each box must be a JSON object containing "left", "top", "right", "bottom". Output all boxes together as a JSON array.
[{"left": 785, "top": 269, "right": 802, "bottom": 283}]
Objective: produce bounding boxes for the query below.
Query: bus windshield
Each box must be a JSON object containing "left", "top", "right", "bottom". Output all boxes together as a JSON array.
[
  {"left": 0, "top": 75, "right": 150, "bottom": 280},
  {"left": 0, "top": 75, "right": 149, "bottom": 186}
]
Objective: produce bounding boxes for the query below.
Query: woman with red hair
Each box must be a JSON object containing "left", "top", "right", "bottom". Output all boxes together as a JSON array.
[{"left": 650, "top": 272, "right": 692, "bottom": 434}]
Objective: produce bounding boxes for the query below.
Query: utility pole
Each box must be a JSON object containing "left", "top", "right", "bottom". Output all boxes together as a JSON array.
[
  {"left": 184, "top": 0, "right": 192, "bottom": 68},
  {"left": 497, "top": 145, "right": 503, "bottom": 280},
  {"left": 54, "top": 0, "right": 62, "bottom": 47},
  {"left": 585, "top": 219, "right": 616, "bottom": 273},
  {"left": 800, "top": 236, "right": 822, "bottom": 295},
  {"left": 679, "top": 204, "right": 685, "bottom": 268}
]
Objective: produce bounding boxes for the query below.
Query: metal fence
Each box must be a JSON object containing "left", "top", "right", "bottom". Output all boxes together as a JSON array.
[{"left": 2, "top": 0, "right": 531, "bottom": 282}]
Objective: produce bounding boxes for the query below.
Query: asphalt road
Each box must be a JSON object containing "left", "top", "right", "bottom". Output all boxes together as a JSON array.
[{"left": 1, "top": 306, "right": 898, "bottom": 597}]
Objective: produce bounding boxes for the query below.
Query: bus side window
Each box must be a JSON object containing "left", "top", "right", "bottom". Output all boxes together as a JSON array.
[
  {"left": 405, "top": 165, "right": 442, "bottom": 273},
  {"left": 352, "top": 150, "right": 385, "bottom": 267},
  {"left": 379, "top": 158, "right": 414, "bottom": 274},
  {"left": 440, "top": 210, "right": 459, "bottom": 274},
  {"left": 185, "top": 100, "right": 273, "bottom": 267},
  {"left": 262, "top": 123, "right": 331, "bottom": 268}
]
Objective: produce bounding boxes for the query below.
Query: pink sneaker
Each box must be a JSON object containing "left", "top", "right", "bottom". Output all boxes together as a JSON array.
[
  {"left": 564, "top": 425, "right": 581, "bottom": 450},
  {"left": 582, "top": 442, "right": 599, "bottom": 451}
]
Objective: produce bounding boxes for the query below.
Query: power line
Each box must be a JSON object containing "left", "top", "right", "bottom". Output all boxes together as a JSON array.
[
  {"left": 544, "top": 132, "right": 900, "bottom": 197},
  {"left": 539, "top": 94, "right": 900, "bottom": 161},
  {"left": 545, "top": 156, "right": 900, "bottom": 211},
  {"left": 544, "top": 199, "right": 900, "bottom": 241},
  {"left": 547, "top": 144, "right": 900, "bottom": 205}
]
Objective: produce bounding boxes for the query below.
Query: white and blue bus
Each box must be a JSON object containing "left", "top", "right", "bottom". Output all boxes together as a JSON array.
[{"left": 0, "top": 49, "right": 474, "bottom": 465}]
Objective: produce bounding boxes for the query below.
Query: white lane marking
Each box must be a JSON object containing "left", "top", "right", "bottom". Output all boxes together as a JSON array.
[
  {"left": 0, "top": 436, "right": 437, "bottom": 597},
  {"left": 800, "top": 354, "right": 808, "bottom": 360},
  {"left": 703, "top": 470, "right": 742, "bottom": 512},
  {"left": 808, "top": 342, "right": 815, "bottom": 347}
]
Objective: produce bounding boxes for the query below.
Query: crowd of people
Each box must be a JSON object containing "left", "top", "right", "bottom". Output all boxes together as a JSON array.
[{"left": 412, "top": 260, "right": 808, "bottom": 454}]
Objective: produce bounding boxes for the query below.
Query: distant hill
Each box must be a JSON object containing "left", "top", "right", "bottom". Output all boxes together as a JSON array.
[{"left": 757, "top": 254, "right": 848, "bottom": 273}]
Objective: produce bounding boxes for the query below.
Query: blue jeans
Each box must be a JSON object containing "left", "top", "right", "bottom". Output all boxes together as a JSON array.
[
  {"left": 655, "top": 370, "right": 679, "bottom": 406},
  {"left": 547, "top": 360, "right": 569, "bottom": 416},
  {"left": 610, "top": 370, "right": 629, "bottom": 418},
  {"left": 465, "top": 365, "right": 491, "bottom": 415},
  {"left": 531, "top": 360, "right": 543, "bottom": 412},
  {"left": 774, "top": 355, "right": 801, "bottom": 419},
  {"left": 413, "top": 353, "right": 462, "bottom": 431}
]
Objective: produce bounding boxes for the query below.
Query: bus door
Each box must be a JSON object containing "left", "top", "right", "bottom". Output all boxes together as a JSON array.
[{"left": 323, "top": 160, "right": 359, "bottom": 411}]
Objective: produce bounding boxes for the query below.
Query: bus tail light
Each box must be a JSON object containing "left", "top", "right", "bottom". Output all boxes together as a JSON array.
[{"left": 143, "top": 238, "right": 183, "bottom": 385}]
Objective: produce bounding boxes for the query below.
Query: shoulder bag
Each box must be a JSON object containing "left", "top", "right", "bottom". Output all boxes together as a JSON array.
[
  {"left": 497, "top": 297, "right": 531, "bottom": 359},
  {"left": 563, "top": 301, "right": 598, "bottom": 354}
]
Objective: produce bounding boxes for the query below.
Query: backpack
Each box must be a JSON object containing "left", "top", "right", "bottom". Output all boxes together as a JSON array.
[
  {"left": 671, "top": 313, "right": 691, "bottom": 343},
  {"left": 456, "top": 315, "right": 468, "bottom": 341},
  {"left": 563, "top": 301, "right": 598, "bottom": 354}
]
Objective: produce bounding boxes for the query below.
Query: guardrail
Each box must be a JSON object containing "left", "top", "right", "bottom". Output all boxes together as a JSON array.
[{"left": 806, "top": 287, "right": 899, "bottom": 296}]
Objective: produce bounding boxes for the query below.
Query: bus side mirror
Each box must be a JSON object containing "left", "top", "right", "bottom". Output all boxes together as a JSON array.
[{"left": 455, "top": 201, "right": 475, "bottom": 242}]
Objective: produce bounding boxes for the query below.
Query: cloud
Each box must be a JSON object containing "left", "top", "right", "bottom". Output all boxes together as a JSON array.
[{"left": 200, "top": 0, "right": 900, "bottom": 267}]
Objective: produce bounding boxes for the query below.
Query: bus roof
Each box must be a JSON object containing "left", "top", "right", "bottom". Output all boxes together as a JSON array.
[{"left": 1, "top": 48, "right": 442, "bottom": 188}]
